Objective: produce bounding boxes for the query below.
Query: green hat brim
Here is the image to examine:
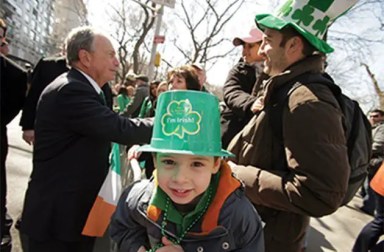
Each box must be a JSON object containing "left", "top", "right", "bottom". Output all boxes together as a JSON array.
[
  {"left": 255, "top": 14, "right": 334, "bottom": 54},
  {"left": 138, "top": 144, "right": 235, "bottom": 158}
]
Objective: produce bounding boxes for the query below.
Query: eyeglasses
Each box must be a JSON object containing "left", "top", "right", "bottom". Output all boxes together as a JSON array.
[{"left": 369, "top": 114, "right": 380, "bottom": 118}]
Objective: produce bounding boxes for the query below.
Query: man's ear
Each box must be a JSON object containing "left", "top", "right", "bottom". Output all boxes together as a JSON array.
[
  {"left": 286, "top": 36, "right": 303, "bottom": 55},
  {"left": 78, "top": 49, "right": 91, "bottom": 67}
]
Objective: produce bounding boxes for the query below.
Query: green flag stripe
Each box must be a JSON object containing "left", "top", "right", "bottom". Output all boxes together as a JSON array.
[{"left": 110, "top": 143, "right": 121, "bottom": 175}]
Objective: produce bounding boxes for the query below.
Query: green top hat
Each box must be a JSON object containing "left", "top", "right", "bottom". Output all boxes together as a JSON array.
[
  {"left": 139, "top": 90, "right": 234, "bottom": 157},
  {"left": 255, "top": 0, "right": 358, "bottom": 54}
]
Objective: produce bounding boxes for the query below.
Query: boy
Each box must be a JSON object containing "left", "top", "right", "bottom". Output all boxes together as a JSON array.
[{"left": 110, "top": 90, "right": 264, "bottom": 252}]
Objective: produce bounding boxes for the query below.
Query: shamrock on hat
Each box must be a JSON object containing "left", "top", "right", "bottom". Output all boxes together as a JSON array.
[
  {"left": 161, "top": 100, "right": 201, "bottom": 139},
  {"left": 255, "top": 0, "right": 359, "bottom": 53}
]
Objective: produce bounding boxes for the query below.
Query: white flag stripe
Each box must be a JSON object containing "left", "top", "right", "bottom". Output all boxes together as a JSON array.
[{"left": 98, "top": 169, "right": 122, "bottom": 205}]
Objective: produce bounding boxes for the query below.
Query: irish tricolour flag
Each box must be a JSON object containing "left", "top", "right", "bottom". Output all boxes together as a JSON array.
[{"left": 82, "top": 143, "right": 122, "bottom": 237}]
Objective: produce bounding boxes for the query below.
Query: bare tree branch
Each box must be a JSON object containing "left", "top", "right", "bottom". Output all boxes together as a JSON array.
[
  {"left": 170, "top": 0, "right": 244, "bottom": 67},
  {"left": 108, "top": 0, "right": 157, "bottom": 81},
  {"left": 361, "top": 63, "right": 384, "bottom": 108}
]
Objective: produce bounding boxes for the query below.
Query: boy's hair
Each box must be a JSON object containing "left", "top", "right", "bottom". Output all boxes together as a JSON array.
[
  {"left": 167, "top": 65, "right": 200, "bottom": 91},
  {"left": 279, "top": 25, "right": 316, "bottom": 57}
]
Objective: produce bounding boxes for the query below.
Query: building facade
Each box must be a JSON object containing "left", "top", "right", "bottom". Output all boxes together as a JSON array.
[{"left": 1, "top": 0, "right": 87, "bottom": 66}]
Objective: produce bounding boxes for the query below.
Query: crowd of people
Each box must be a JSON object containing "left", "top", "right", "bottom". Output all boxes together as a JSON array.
[{"left": 1, "top": 0, "right": 382, "bottom": 251}]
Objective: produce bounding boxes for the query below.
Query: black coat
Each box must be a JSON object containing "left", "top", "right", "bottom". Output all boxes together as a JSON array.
[
  {"left": 1, "top": 55, "right": 27, "bottom": 235},
  {"left": 20, "top": 56, "right": 113, "bottom": 130},
  {"left": 1, "top": 55, "right": 27, "bottom": 126},
  {"left": 20, "top": 56, "right": 68, "bottom": 130},
  {"left": 21, "top": 68, "right": 153, "bottom": 241},
  {"left": 220, "top": 61, "right": 260, "bottom": 149}
]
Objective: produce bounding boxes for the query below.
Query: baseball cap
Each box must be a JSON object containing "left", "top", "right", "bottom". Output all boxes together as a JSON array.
[{"left": 233, "top": 27, "right": 263, "bottom": 46}]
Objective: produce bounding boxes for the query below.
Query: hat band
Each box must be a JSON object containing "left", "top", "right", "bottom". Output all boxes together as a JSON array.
[{"left": 150, "top": 138, "right": 222, "bottom": 155}]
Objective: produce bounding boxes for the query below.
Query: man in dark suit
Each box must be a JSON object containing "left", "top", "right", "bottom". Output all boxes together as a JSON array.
[
  {"left": 20, "top": 55, "right": 114, "bottom": 145},
  {"left": 0, "top": 18, "right": 28, "bottom": 252},
  {"left": 20, "top": 26, "right": 153, "bottom": 252}
]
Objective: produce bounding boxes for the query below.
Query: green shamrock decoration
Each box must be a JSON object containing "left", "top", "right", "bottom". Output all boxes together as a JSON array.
[
  {"left": 281, "top": 6, "right": 293, "bottom": 17},
  {"left": 161, "top": 100, "right": 201, "bottom": 139},
  {"left": 313, "top": 15, "right": 330, "bottom": 36},
  {"left": 279, "top": 0, "right": 294, "bottom": 17},
  {"left": 292, "top": 4, "right": 314, "bottom": 27}
]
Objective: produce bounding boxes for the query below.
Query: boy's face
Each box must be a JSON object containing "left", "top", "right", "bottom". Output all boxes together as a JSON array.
[{"left": 154, "top": 153, "right": 220, "bottom": 205}]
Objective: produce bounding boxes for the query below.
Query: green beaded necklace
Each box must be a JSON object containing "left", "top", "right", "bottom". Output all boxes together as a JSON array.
[{"left": 146, "top": 186, "right": 213, "bottom": 252}]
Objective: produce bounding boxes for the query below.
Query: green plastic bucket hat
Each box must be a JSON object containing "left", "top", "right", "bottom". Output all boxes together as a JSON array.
[
  {"left": 255, "top": 0, "right": 358, "bottom": 54},
  {"left": 139, "top": 90, "right": 234, "bottom": 157}
]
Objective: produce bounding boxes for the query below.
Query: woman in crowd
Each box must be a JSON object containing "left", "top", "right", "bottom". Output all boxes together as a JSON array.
[{"left": 167, "top": 65, "right": 200, "bottom": 91}]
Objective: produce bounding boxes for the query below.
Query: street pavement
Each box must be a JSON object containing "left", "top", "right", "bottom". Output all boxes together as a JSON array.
[{"left": 5, "top": 113, "right": 381, "bottom": 252}]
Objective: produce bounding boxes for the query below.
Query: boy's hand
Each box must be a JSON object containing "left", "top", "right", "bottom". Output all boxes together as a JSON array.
[
  {"left": 128, "top": 144, "right": 142, "bottom": 160},
  {"left": 155, "top": 237, "right": 184, "bottom": 252}
]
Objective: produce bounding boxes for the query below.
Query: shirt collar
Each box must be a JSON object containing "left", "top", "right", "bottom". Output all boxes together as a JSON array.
[{"left": 77, "top": 69, "right": 102, "bottom": 94}]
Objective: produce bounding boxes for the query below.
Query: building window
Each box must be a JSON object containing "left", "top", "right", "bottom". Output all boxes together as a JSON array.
[
  {"left": 16, "top": 7, "right": 22, "bottom": 16},
  {"left": 31, "top": 20, "right": 36, "bottom": 29},
  {"left": 30, "top": 30, "right": 36, "bottom": 40}
]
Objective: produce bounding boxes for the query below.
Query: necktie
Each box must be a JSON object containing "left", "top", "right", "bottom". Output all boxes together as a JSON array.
[{"left": 99, "top": 91, "right": 106, "bottom": 105}]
